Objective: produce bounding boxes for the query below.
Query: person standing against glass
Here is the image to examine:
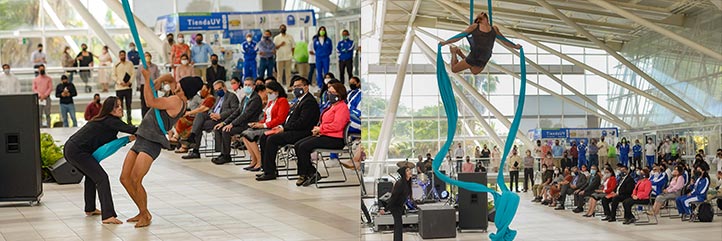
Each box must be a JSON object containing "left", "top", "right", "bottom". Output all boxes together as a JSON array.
[
  {"left": 257, "top": 30, "right": 276, "bottom": 80},
  {"left": 76, "top": 43, "right": 96, "bottom": 93}
]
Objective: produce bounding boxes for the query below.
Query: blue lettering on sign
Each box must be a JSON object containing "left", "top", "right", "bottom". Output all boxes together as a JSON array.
[
  {"left": 541, "top": 129, "right": 567, "bottom": 139},
  {"left": 287, "top": 15, "right": 296, "bottom": 26},
  {"left": 179, "top": 14, "right": 225, "bottom": 31}
]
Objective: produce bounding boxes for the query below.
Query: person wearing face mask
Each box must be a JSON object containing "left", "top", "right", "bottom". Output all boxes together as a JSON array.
[
  {"left": 241, "top": 33, "right": 258, "bottom": 80},
  {"left": 84, "top": 94, "right": 102, "bottom": 121},
  {"left": 620, "top": 168, "right": 652, "bottom": 224},
  {"left": 649, "top": 165, "right": 668, "bottom": 196},
  {"left": 32, "top": 65, "right": 53, "bottom": 127},
  {"left": 258, "top": 30, "right": 277, "bottom": 80},
  {"left": 532, "top": 164, "right": 554, "bottom": 202},
  {"left": 292, "top": 83, "right": 349, "bottom": 186},
  {"left": 312, "top": 26, "right": 333, "bottom": 88},
  {"left": 644, "top": 138, "right": 656, "bottom": 168},
  {"left": 577, "top": 140, "right": 588, "bottom": 169},
  {"left": 171, "top": 33, "right": 191, "bottom": 70},
  {"left": 547, "top": 168, "right": 570, "bottom": 207},
  {"left": 182, "top": 81, "right": 239, "bottom": 159},
  {"left": 619, "top": 138, "right": 631, "bottom": 167},
  {"left": 601, "top": 165, "right": 635, "bottom": 222},
  {"left": 240, "top": 81, "right": 289, "bottom": 171},
  {"left": 713, "top": 149, "right": 722, "bottom": 174},
  {"left": 556, "top": 166, "right": 588, "bottom": 210},
  {"left": 64, "top": 96, "right": 137, "bottom": 225},
  {"left": 132, "top": 52, "right": 159, "bottom": 117},
  {"left": 632, "top": 139, "right": 643, "bottom": 168},
  {"left": 55, "top": 75, "right": 78, "bottom": 127},
  {"left": 190, "top": 33, "right": 214, "bottom": 82},
  {"left": 212, "top": 78, "right": 263, "bottom": 165},
  {"left": 378, "top": 167, "right": 413, "bottom": 241},
  {"left": 573, "top": 165, "right": 601, "bottom": 213},
  {"left": 228, "top": 77, "right": 245, "bottom": 102},
  {"left": 583, "top": 166, "right": 616, "bottom": 217},
  {"left": 336, "top": 29, "right": 355, "bottom": 83},
  {"left": 0, "top": 64, "right": 20, "bottom": 94},
  {"left": 524, "top": 150, "right": 537, "bottom": 192},
  {"left": 649, "top": 165, "right": 684, "bottom": 214},
  {"left": 560, "top": 151, "right": 572, "bottom": 172},
  {"left": 61, "top": 46, "right": 76, "bottom": 83},
  {"left": 112, "top": 50, "right": 135, "bottom": 124},
  {"left": 163, "top": 33, "right": 174, "bottom": 71},
  {"left": 175, "top": 54, "right": 194, "bottom": 83},
  {"left": 347, "top": 76, "right": 362, "bottom": 134},
  {"left": 98, "top": 46, "right": 113, "bottom": 93},
  {"left": 205, "top": 54, "right": 226, "bottom": 83},
  {"left": 127, "top": 42, "right": 140, "bottom": 66},
  {"left": 569, "top": 141, "right": 579, "bottom": 168},
  {"left": 597, "top": 137, "right": 608, "bottom": 167},
  {"left": 256, "top": 77, "right": 320, "bottom": 182},
  {"left": 273, "top": 24, "right": 295, "bottom": 86},
  {"left": 320, "top": 75, "right": 340, "bottom": 110},
  {"left": 31, "top": 44, "right": 47, "bottom": 76},
  {"left": 76, "top": 43, "right": 96, "bottom": 93},
  {"left": 170, "top": 84, "right": 215, "bottom": 154},
  {"left": 675, "top": 166, "right": 710, "bottom": 219}
]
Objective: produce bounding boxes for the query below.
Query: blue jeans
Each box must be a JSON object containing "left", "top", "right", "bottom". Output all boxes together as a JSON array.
[
  {"left": 244, "top": 60, "right": 257, "bottom": 80},
  {"left": 60, "top": 103, "right": 77, "bottom": 127},
  {"left": 258, "top": 57, "right": 275, "bottom": 80}
]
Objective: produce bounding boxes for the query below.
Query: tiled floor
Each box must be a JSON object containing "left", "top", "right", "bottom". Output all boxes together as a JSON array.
[{"left": 0, "top": 128, "right": 360, "bottom": 241}]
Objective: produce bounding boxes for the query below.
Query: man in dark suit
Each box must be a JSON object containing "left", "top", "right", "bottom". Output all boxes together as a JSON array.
[
  {"left": 602, "top": 165, "right": 635, "bottom": 222},
  {"left": 206, "top": 54, "right": 227, "bottom": 83},
  {"left": 182, "top": 80, "right": 239, "bottom": 159},
  {"left": 212, "top": 78, "right": 263, "bottom": 164},
  {"left": 556, "top": 166, "right": 588, "bottom": 210},
  {"left": 573, "top": 165, "right": 602, "bottom": 213},
  {"left": 256, "top": 77, "right": 320, "bottom": 182}
]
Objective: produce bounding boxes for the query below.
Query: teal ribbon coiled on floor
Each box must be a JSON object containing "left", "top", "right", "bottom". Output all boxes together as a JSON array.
[
  {"left": 431, "top": 0, "right": 527, "bottom": 240},
  {"left": 120, "top": 0, "right": 166, "bottom": 134},
  {"left": 92, "top": 136, "right": 131, "bottom": 162}
]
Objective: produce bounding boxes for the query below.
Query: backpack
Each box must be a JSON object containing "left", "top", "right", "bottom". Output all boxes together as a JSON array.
[{"left": 697, "top": 202, "right": 714, "bottom": 222}]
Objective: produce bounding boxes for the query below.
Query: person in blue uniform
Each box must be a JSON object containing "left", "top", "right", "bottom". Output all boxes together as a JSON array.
[
  {"left": 312, "top": 26, "right": 333, "bottom": 88},
  {"left": 632, "top": 139, "right": 643, "bottom": 168},
  {"left": 619, "top": 138, "right": 631, "bottom": 167},
  {"left": 241, "top": 33, "right": 258, "bottom": 80},
  {"left": 336, "top": 29, "right": 354, "bottom": 83},
  {"left": 577, "top": 140, "right": 588, "bottom": 169}
]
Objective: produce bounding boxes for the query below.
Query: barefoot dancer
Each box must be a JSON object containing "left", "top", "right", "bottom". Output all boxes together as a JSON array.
[
  {"left": 439, "top": 12, "right": 521, "bottom": 75},
  {"left": 120, "top": 71, "right": 203, "bottom": 228},
  {"left": 63, "top": 96, "right": 137, "bottom": 224}
]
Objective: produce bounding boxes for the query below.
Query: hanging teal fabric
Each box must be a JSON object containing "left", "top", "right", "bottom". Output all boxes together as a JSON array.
[
  {"left": 120, "top": 0, "right": 167, "bottom": 134},
  {"left": 431, "top": 0, "right": 527, "bottom": 240},
  {"left": 92, "top": 136, "right": 131, "bottom": 162}
]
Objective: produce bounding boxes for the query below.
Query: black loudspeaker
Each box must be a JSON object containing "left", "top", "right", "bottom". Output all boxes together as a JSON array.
[
  {"left": 458, "top": 172, "right": 489, "bottom": 230},
  {"left": 432, "top": 170, "right": 446, "bottom": 194},
  {"left": 0, "top": 94, "right": 43, "bottom": 203},
  {"left": 377, "top": 180, "right": 393, "bottom": 207},
  {"left": 49, "top": 158, "right": 83, "bottom": 184},
  {"left": 418, "top": 205, "right": 457, "bottom": 239}
]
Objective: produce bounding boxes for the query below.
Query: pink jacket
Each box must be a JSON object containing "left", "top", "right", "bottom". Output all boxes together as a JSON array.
[
  {"left": 319, "top": 101, "right": 350, "bottom": 138},
  {"left": 665, "top": 175, "right": 685, "bottom": 194},
  {"left": 32, "top": 75, "right": 53, "bottom": 98}
]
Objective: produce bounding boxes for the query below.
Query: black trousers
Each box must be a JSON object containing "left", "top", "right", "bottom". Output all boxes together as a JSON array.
[
  {"left": 261, "top": 130, "right": 311, "bottom": 176},
  {"left": 622, "top": 198, "right": 650, "bottom": 220},
  {"left": 63, "top": 142, "right": 117, "bottom": 220},
  {"left": 574, "top": 191, "right": 592, "bottom": 209},
  {"left": 307, "top": 63, "right": 316, "bottom": 85},
  {"left": 523, "top": 167, "right": 534, "bottom": 190},
  {"left": 632, "top": 156, "right": 642, "bottom": 168},
  {"left": 139, "top": 85, "right": 149, "bottom": 117},
  {"left": 216, "top": 125, "right": 247, "bottom": 156},
  {"left": 294, "top": 135, "right": 345, "bottom": 177},
  {"left": 509, "top": 171, "right": 519, "bottom": 191},
  {"left": 558, "top": 184, "right": 574, "bottom": 204},
  {"left": 191, "top": 113, "right": 221, "bottom": 153},
  {"left": 339, "top": 59, "right": 353, "bottom": 83},
  {"left": 390, "top": 208, "right": 403, "bottom": 241},
  {"left": 116, "top": 89, "right": 132, "bottom": 123},
  {"left": 602, "top": 195, "right": 629, "bottom": 218}
]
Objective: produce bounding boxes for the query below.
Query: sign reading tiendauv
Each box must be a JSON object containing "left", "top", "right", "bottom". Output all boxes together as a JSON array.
[{"left": 178, "top": 12, "right": 227, "bottom": 31}]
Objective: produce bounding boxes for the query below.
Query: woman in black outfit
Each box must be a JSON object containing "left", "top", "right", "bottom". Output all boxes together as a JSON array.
[
  {"left": 380, "top": 166, "right": 413, "bottom": 241},
  {"left": 63, "top": 96, "right": 137, "bottom": 224}
]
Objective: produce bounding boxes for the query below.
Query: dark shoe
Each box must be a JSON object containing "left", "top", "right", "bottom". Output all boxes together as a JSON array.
[
  {"left": 541, "top": 200, "right": 549, "bottom": 205},
  {"left": 256, "top": 173, "right": 264, "bottom": 177},
  {"left": 248, "top": 167, "right": 262, "bottom": 172},
  {"left": 572, "top": 208, "right": 583, "bottom": 213},
  {"left": 212, "top": 155, "right": 230, "bottom": 165},
  {"left": 296, "top": 176, "right": 307, "bottom": 186},
  {"left": 583, "top": 213, "right": 595, "bottom": 218},
  {"left": 516, "top": 190, "right": 521, "bottom": 193},
  {"left": 623, "top": 218, "right": 635, "bottom": 225},
  {"left": 255, "top": 174, "right": 277, "bottom": 181},
  {"left": 607, "top": 218, "right": 617, "bottom": 222},
  {"left": 601, "top": 216, "right": 611, "bottom": 221},
  {"left": 181, "top": 152, "right": 201, "bottom": 159},
  {"left": 243, "top": 166, "right": 253, "bottom": 170},
  {"left": 302, "top": 172, "right": 322, "bottom": 187},
  {"left": 554, "top": 206, "right": 565, "bottom": 210}
]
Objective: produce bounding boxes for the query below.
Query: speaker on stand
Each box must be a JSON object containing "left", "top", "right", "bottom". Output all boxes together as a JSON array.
[{"left": 458, "top": 172, "right": 488, "bottom": 232}]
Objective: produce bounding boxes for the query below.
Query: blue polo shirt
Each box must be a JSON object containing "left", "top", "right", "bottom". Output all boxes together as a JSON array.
[
  {"left": 258, "top": 39, "right": 276, "bottom": 58},
  {"left": 191, "top": 43, "right": 213, "bottom": 64},
  {"left": 336, "top": 39, "right": 354, "bottom": 61}
]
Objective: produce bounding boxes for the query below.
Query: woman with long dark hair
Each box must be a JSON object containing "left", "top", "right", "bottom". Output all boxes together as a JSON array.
[
  {"left": 311, "top": 26, "right": 333, "bottom": 88},
  {"left": 63, "top": 96, "right": 137, "bottom": 224},
  {"left": 121, "top": 71, "right": 203, "bottom": 228},
  {"left": 241, "top": 81, "right": 289, "bottom": 171},
  {"left": 380, "top": 166, "right": 413, "bottom": 241}
]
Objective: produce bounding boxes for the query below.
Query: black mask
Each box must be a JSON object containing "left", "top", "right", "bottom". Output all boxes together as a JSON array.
[
  {"left": 211, "top": 60, "right": 218, "bottom": 65},
  {"left": 39, "top": 70, "right": 46, "bottom": 75},
  {"left": 326, "top": 93, "right": 339, "bottom": 103},
  {"left": 82, "top": 47, "right": 87, "bottom": 51},
  {"left": 95, "top": 99, "right": 101, "bottom": 104},
  {"left": 196, "top": 39, "right": 202, "bottom": 44},
  {"left": 168, "top": 38, "right": 174, "bottom": 43},
  {"left": 280, "top": 29, "right": 286, "bottom": 33},
  {"left": 694, "top": 171, "right": 702, "bottom": 177},
  {"left": 349, "top": 84, "right": 359, "bottom": 90}
]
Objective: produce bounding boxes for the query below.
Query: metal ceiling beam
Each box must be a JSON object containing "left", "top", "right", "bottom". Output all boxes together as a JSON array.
[
  {"left": 101, "top": 0, "right": 164, "bottom": 62},
  {"left": 41, "top": 0, "right": 80, "bottom": 54},
  {"left": 413, "top": 35, "right": 535, "bottom": 148},
  {"left": 302, "top": 0, "right": 338, "bottom": 12},
  {"left": 66, "top": 0, "right": 122, "bottom": 59},
  {"left": 535, "top": 0, "right": 705, "bottom": 121},
  {"left": 590, "top": 0, "right": 722, "bottom": 62}
]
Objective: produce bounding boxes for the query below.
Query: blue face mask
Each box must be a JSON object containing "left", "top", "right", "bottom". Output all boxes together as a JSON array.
[
  {"left": 243, "top": 86, "right": 253, "bottom": 95},
  {"left": 216, "top": 89, "right": 225, "bottom": 97},
  {"left": 591, "top": 169, "right": 597, "bottom": 175}
]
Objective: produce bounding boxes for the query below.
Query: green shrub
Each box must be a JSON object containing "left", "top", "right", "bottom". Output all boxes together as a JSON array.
[{"left": 40, "top": 133, "right": 63, "bottom": 169}]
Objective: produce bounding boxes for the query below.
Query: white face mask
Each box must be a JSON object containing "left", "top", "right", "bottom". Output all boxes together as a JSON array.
[
  {"left": 554, "top": 170, "right": 559, "bottom": 174},
  {"left": 2, "top": 69, "right": 9, "bottom": 75},
  {"left": 246, "top": 37, "right": 252, "bottom": 42},
  {"left": 324, "top": 78, "right": 331, "bottom": 84},
  {"left": 163, "top": 84, "right": 172, "bottom": 92},
  {"left": 542, "top": 168, "right": 547, "bottom": 172},
  {"left": 178, "top": 37, "right": 185, "bottom": 43},
  {"left": 268, "top": 93, "right": 278, "bottom": 101},
  {"left": 181, "top": 60, "right": 189, "bottom": 65}
]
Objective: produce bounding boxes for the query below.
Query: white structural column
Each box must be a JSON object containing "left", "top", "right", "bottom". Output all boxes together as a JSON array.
[
  {"left": 535, "top": 0, "right": 705, "bottom": 121},
  {"left": 590, "top": 0, "right": 722, "bottom": 62},
  {"left": 66, "top": 0, "right": 122, "bottom": 57},
  {"left": 41, "top": 0, "right": 80, "bottom": 53},
  {"left": 415, "top": 36, "right": 504, "bottom": 147},
  {"left": 101, "top": 0, "right": 164, "bottom": 58},
  {"left": 302, "top": 0, "right": 339, "bottom": 12}
]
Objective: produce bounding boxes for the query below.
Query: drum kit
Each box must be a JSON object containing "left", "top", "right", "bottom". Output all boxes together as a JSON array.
[{"left": 396, "top": 161, "right": 450, "bottom": 203}]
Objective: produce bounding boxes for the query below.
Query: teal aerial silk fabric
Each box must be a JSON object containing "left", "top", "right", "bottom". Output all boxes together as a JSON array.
[
  {"left": 431, "top": 0, "right": 527, "bottom": 239},
  {"left": 92, "top": 136, "right": 131, "bottom": 162},
  {"left": 121, "top": 0, "right": 166, "bottom": 134}
]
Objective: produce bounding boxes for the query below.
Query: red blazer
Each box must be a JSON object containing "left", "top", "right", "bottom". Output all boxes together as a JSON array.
[
  {"left": 260, "top": 97, "right": 290, "bottom": 129},
  {"left": 319, "top": 101, "right": 350, "bottom": 138},
  {"left": 604, "top": 177, "right": 617, "bottom": 198},
  {"left": 632, "top": 178, "right": 652, "bottom": 200}
]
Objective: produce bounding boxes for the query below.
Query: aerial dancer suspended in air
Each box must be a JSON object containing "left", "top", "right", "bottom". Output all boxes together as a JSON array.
[{"left": 439, "top": 12, "right": 521, "bottom": 74}]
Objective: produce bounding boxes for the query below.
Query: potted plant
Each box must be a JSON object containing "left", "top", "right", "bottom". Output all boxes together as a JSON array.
[{"left": 40, "top": 133, "right": 64, "bottom": 183}]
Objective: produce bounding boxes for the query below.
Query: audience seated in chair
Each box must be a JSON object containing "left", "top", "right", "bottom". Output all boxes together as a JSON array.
[
  {"left": 650, "top": 164, "right": 669, "bottom": 196},
  {"left": 532, "top": 164, "right": 554, "bottom": 202},
  {"left": 573, "top": 165, "right": 601, "bottom": 213},
  {"left": 621, "top": 168, "right": 652, "bottom": 224},
  {"left": 211, "top": 80, "right": 264, "bottom": 164},
  {"left": 675, "top": 165, "right": 710, "bottom": 219},
  {"left": 584, "top": 166, "right": 616, "bottom": 217},
  {"left": 240, "top": 81, "right": 289, "bottom": 172},
  {"left": 182, "top": 80, "right": 239, "bottom": 159},
  {"left": 170, "top": 83, "right": 214, "bottom": 153},
  {"left": 256, "top": 77, "right": 320, "bottom": 182},
  {"left": 651, "top": 165, "right": 686, "bottom": 215},
  {"left": 556, "top": 166, "right": 588, "bottom": 210},
  {"left": 601, "top": 165, "right": 635, "bottom": 222},
  {"left": 546, "top": 168, "right": 571, "bottom": 207}
]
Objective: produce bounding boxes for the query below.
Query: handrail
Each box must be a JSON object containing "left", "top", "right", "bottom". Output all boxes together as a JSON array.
[{"left": 6, "top": 62, "right": 213, "bottom": 75}]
